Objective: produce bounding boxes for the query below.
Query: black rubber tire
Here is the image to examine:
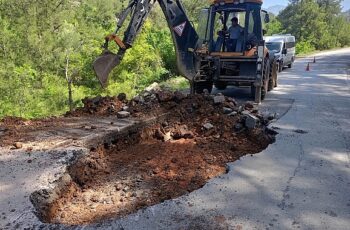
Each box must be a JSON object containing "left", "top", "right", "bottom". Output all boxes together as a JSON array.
[
  {"left": 214, "top": 82, "right": 228, "bottom": 90},
  {"left": 278, "top": 62, "right": 283, "bottom": 72},
  {"left": 193, "top": 81, "right": 213, "bottom": 94},
  {"left": 268, "top": 60, "right": 277, "bottom": 91},
  {"left": 274, "top": 75, "right": 278, "bottom": 88},
  {"left": 288, "top": 62, "right": 293, "bottom": 68},
  {"left": 251, "top": 58, "right": 270, "bottom": 101},
  {"left": 261, "top": 58, "right": 270, "bottom": 100},
  {"left": 251, "top": 85, "right": 264, "bottom": 102}
]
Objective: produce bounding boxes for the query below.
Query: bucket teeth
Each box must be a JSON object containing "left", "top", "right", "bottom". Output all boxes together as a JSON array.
[{"left": 93, "top": 51, "right": 121, "bottom": 88}]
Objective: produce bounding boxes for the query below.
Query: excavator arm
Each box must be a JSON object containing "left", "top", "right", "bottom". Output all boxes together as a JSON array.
[{"left": 93, "top": 0, "right": 199, "bottom": 87}]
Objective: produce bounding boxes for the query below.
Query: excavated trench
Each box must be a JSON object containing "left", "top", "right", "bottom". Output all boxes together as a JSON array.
[{"left": 29, "top": 93, "right": 277, "bottom": 225}]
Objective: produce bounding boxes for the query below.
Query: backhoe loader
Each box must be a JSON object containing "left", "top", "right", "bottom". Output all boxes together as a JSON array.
[{"left": 93, "top": 0, "right": 278, "bottom": 103}]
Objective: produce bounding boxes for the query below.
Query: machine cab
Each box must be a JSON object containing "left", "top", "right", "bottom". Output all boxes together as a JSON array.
[{"left": 197, "top": 0, "right": 268, "bottom": 57}]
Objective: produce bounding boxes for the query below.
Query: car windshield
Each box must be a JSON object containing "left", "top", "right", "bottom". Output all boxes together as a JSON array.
[{"left": 266, "top": 42, "right": 282, "bottom": 52}]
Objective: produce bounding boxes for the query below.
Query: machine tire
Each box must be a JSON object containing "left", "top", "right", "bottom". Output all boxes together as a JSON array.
[
  {"left": 262, "top": 58, "right": 270, "bottom": 99},
  {"left": 288, "top": 62, "right": 293, "bottom": 68},
  {"left": 214, "top": 81, "right": 228, "bottom": 90},
  {"left": 193, "top": 81, "right": 213, "bottom": 94},
  {"left": 268, "top": 60, "right": 277, "bottom": 91},
  {"left": 251, "top": 57, "right": 270, "bottom": 102},
  {"left": 278, "top": 61, "right": 283, "bottom": 72},
  {"left": 251, "top": 85, "right": 263, "bottom": 102}
]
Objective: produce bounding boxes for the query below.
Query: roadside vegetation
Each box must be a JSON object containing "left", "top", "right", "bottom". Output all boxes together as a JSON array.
[
  {"left": 267, "top": 0, "right": 350, "bottom": 54},
  {"left": 0, "top": 0, "right": 349, "bottom": 119}
]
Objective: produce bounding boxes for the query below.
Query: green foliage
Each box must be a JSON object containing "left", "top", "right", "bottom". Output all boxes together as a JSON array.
[
  {"left": 106, "top": 22, "right": 169, "bottom": 98},
  {"left": 296, "top": 41, "right": 316, "bottom": 54},
  {"left": 160, "top": 77, "right": 190, "bottom": 91},
  {"left": 276, "top": 0, "right": 350, "bottom": 54},
  {"left": 266, "top": 17, "right": 284, "bottom": 36},
  {"left": 0, "top": 0, "right": 177, "bottom": 118}
]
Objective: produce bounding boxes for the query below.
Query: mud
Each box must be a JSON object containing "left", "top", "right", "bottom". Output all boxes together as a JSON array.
[{"left": 30, "top": 93, "right": 276, "bottom": 225}]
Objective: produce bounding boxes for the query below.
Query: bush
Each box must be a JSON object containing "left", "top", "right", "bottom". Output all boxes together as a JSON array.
[{"left": 296, "top": 41, "right": 315, "bottom": 54}]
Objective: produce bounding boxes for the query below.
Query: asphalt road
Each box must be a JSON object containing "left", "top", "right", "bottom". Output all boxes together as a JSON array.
[{"left": 89, "top": 48, "right": 350, "bottom": 229}]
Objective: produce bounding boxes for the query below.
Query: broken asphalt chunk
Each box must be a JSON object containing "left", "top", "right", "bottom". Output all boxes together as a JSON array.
[
  {"left": 213, "top": 95, "right": 226, "bottom": 104},
  {"left": 245, "top": 114, "right": 260, "bottom": 129},
  {"left": 203, "top": 123, "right": 214, "bottom": 130},
  {"left": 117, "top": 111, "right": 131, "bottom": 119}
]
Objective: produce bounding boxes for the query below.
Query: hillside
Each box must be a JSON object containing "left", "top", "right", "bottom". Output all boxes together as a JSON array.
[{"left": 265, "top": 5, "right": 286, "bottom": 15}]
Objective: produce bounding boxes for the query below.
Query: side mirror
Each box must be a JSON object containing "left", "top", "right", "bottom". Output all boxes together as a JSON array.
[
  {"left": 282, "top": 49, "right": 287, "bottom": 54},
  {"left": 264, "top": 14, "right": 270, "bottom": 23},
  {"left": 263, "top": 29, "right": 267, "bottom": 36}
]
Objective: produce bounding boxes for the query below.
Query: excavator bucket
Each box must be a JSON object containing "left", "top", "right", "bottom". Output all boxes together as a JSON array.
[{"left": 93, "top": 50, "right": 121, "bottom": 88}]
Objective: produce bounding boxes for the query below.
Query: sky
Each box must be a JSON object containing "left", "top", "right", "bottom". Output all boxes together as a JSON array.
[{"left": 263, "top": 0, "right": 350, "bottom": 11}]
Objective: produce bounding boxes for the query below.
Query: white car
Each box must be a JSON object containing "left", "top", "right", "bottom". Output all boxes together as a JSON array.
[{"left": 265, "top": 35, "right": 296, "bottom": 72}]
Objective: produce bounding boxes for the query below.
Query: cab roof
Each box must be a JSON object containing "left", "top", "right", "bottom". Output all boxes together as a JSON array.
[{"left": 210, "top": 0, "right": 263, "bottom": 5}]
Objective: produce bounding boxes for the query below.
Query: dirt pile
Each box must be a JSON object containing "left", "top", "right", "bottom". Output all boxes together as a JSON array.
[
  {"left": 30, "top": 92, "right": 277, "bottom": 225},
  {"left": 0, "top": 83, "right": 275, "bottom": 148},
  {"left": 67, "top": 95, "right": 125, "bottom": 117}
]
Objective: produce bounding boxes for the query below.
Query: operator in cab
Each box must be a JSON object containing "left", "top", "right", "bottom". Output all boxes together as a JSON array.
[{"left": 227, "top": 17, "right": 243, "bottom": 52}]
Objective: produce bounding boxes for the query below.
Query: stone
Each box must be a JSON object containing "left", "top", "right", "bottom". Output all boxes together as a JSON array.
[
  {"left": 164, "top": 132, "right": 172, "bottom": 142},
  {"left": 143, "top": 91, "right": 152, "bottom": 98},
  {"left": 145, "top": 82, "right": 160, "bottom": 92},
  {"left": 115, "top": 184, "right": 122, "bottom": 191},
  {"left": 122, "top": 106, "right": 129, "bottom": 111},
  {"left": 241, "top": 110, "right": 251, "bottom": 116},
  {"left": 14, "top": 142, "right": 23, "bottom": 149},
  {"left": 245, "top": 114, "right": 260, "bottom": 129},
  {"left": 156, "top": 90, "right": 174, "bottom": 102},
  {"left": 150, "top": 94, "right": 157, "bottom": 101},
  {"left": 229, "top": 111, "right": 238, "bottom": 117},
  {"left": 268, "top": 113, "right": 277, "bottom": 120},
  {"left": 226, "top": 97, "right": 237, "bottom": 105},
  {"left": 90, "top": 195, "right": 101, "bottom": 203},
  {"left": 122, "top": 186, "right": 129, "bottom": 192},
  {"left": 172, "top": 126, "right": 194, "bottom": 139},
  {"left": 203, "top": 123, "right": 214, "bottom": 130},
  {"left": 90, "top": 96, "right": 102, "bottom": 105},
  {"left": 245, "top": 101, "right": 255, "bottom": 109},
  {"left": 154, "top": 129, "right": 165, "bottom": 140},
  {"left": 0, "top": 127, "right": 8, "bottom": 132},
  {"left": 133, "top": 96, "right": 144, "bottom": 103},
  {"left": 117, "top": 111, "right": 130, "bottom": 119},
  {"left": 174, "top": 91, "right": 186, "bottom": 102},
  {"left": 203, "top": 89, "right": 210, "bottom": 95},
  {"left": 213, "top": 95, "right": 226, "bottom": 104},
  {"left": 153, "top": 168, "right": 161, "bottom": 174},
  {"left": 117, "top": 93, "right": 127, "bottom": 101},
  {"left": 234, "top": 123, "right": 244, "bottom": 132},
  {"left": 223, "top": 107, "right": 233, "bottom": 114}
]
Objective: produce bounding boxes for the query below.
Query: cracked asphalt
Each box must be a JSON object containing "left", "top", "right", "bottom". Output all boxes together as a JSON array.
[{"left": 1, "top": 48, "right": 349, "bottom": 229}]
